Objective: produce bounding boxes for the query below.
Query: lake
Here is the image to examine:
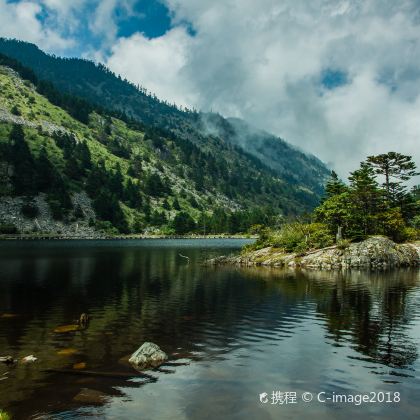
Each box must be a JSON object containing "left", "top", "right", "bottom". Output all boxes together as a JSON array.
[{"left": 0, "top": 239, "right": 419, "bottom": 419}]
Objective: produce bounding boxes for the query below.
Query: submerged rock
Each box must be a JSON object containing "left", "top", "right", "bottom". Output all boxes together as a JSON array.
[
  {"left": 129, "top": 342, "right": 168, "bottom": 370},
  {"left": 21, "top": 355, "right": 37, "bottom": 363},
  {"left": 73, "top": 388, "right": 108, "bottom": 404},
  {"left": 53, "top": 324, "right": 80, "bottom": 333},
  {"left": 0, "top": 356, "right": 15, "bottom": 365}
]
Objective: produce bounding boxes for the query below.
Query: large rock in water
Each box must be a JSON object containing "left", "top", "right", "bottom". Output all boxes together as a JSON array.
[
  {"left": 129, "top": 342, "right": 168, "bottom": 370},
  {"left": 300, "top": 236, "right": 419, "bottom": 269},
  {"left": 208, "top": 236, "right": 419, "bottom": 270}
]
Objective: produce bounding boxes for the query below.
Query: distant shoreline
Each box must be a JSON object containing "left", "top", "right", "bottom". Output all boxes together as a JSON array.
[{"left": 0, "top": 234, "right": 257, "bottom": 241}]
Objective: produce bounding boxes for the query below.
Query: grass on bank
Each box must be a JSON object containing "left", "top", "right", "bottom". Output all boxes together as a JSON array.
[
  {"left": 0, "top": 410, "right": 11, "bottom": 420},
  {"left": 245, "top": 221, "right": 420, "bottom": 255}
]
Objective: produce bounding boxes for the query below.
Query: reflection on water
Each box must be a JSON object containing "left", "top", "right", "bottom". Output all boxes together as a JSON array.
[{"left": 0, "top": 240, "right": 419, "bottom": 419}]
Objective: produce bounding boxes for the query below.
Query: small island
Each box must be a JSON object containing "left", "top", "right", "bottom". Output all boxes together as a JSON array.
[{"left": 209, "top": 152, "right": 420, "bottom": 270}]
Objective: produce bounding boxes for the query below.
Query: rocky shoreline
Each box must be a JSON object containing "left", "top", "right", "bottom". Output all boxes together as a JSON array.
[
  {"left": 208, "top": 236, "right": 420, "bottom": 270},
  {"left": 0, "top": 233, "right": 255, "bottom": 241}
]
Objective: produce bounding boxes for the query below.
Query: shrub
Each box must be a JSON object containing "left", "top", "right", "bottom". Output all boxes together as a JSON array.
[
  {"left": 0, "top": 224, "right": 18, "bottom": 234},
  {"left": 172, "top": 211, "right": 196, "bottom": 234},
  {"left": 95, "top": 220, "right": 119, "bottom": 235},
  {"left": 0, "top": 409, "right": 11, "bottom": 420},
  {"left": 252, "top": 223, "right": 334, "bottom": 253},
  {"left": 21, "top": 201, "right": 39, "bottom": 219},
  {"left": 336, "top": 239, "right": 351, "bottom": 250},
  {"left": 48, "top": 199, "right": 65, "bottom": 220},
  {"left": 74, "top": 204, "right": 84, "bottom": 219},
  {"left": 403, "top": 227, "right": 420, "bottom": 242},
  {"left": 11, "top": 105, "right": 21, "bottom": 116}
]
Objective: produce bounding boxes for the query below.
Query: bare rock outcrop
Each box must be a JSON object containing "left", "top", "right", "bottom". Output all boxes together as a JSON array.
[{"left": 208, "top": 236, "right": 419, "bottom": 270}]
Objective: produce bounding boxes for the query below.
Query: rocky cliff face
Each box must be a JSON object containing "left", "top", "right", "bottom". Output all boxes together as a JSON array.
[
  {"left": 209, "top": 236, "right": 420, "bottom": 270},
  {"left": 0, "top": 192, "right": 101, "bottom": 238}
]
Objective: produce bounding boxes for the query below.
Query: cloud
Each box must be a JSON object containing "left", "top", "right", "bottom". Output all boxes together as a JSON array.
[
  {"left": 104, "top": 0, "right": 420, "bottom": 180},
  {"left": 0, "top": 1, "right": 140, "bottom": 55},
  {"left": 1, "top": 0, "right": 419, "bottom": 180},
  {"left": 106, "top": 27, "right": 197, "bottom": 107},
  {"left": 0, "top": 0, "right": 72, "bottom": 51}
]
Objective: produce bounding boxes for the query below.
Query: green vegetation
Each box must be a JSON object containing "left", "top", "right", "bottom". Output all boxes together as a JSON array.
[
  {"left": 0, "top": 410, "right": 11, "bottom": 420},
  {"left": 0, "top": 38, "right": 330, "bottom": 210},
  {"left": 0, "top": 58, "right": 311, "bottom": 235},
  {"left": 249, "top": 153, "right": 419, "bottom": 253}
]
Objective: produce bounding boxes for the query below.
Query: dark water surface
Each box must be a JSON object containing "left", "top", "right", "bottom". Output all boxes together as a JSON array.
[{"left": 0, "top": 239, "right": 420, "bottom": 419}]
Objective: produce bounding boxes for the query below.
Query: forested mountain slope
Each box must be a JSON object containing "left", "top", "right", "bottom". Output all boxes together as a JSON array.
[
  {"left": 0, "top": 38, "right": 330, "bottom": 198},
  {"left": 0, "top": 62, "right": 303, "bottom": 236}
]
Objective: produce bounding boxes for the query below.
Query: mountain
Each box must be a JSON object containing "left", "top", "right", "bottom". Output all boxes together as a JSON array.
[
  {"left": 0, "top": 38, "right": 329, "bottom": 189},
  {"left": 0, "top": 38, "right": 330, "bottom": 236},
  {"left": 202, "top": 114, "right": 328, "bottom": 196}
]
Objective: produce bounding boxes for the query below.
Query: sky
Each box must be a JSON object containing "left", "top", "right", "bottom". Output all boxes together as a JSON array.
[{"left": 0, "top": 0, "right": 420, "bottom": 179}]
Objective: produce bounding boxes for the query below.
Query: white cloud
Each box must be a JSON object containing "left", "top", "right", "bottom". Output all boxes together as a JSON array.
[
  {"left": 1, "top": 0, "right": 419, "bottom": 180},
  {"left": 106, "top": 27, "right": 197, "bottom": 107},
  {"left": 104, "top": 0, "right": 420, "bottom": 180},
  {"left": 0, "top": 0, "right": 72, "bottom": 51}
]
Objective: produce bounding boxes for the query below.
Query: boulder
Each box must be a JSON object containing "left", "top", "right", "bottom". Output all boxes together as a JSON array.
[
  {"left": 129, "top": 342, "right": 168, "bottom": 370},
  {"left": 208, "top": 236, "right": 419, "bottom": 270},
  {"left": 73, "top": 388, "right": 108, "bottom": 404}
]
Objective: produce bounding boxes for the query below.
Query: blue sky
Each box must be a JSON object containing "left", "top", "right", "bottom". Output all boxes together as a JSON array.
[{"left": 0, "top": 0, "right": 419, "bottom": 178}]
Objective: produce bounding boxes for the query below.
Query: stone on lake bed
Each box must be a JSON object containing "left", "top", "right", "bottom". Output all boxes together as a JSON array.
[
  {"left": 73, "top": 388, "right": 108, "bottom": 404},
  {"left": 53, "top": 324, "right": 80, "bottom": 333},
  {"left": 0, "top": 356, "right": 15, "bottom": 364},
  {"left": 129, "top": 342, "right": 168, "bottom": 370},
  {"left": 57, "top": 348, "right": 79, "bottom": 356},
  {"left": 73, "top": 362, "right": 87, "bottom": 370},
  {"left": 1, "top": 313, "right": 19, "bottom": 319},
  {"left": 21, "top": 355, "right": 37, "bottom": 363}
]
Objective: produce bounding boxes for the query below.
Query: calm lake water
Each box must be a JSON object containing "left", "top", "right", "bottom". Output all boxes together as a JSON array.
[{"left": 0, "top": 239, "right": 420, "bottom": 420}]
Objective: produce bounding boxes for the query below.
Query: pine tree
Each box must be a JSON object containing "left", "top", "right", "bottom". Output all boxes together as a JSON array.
[
  {"left": 366, "top": 152, "right": 419, "bottom": 198},
  {"left": 172, "top": 197, "right": 181, "bottom": 210},
  {"left": 324, "top": 170, "right": 347, "bottom": 199},
  {"left": 348, "top": 163, "right": 383, "bottom": 235},
  {"left": 172, "top": 211, "right": 196, "bottom": 234},
  {"left": 36, "top": 147, "right": 56, "bottom": 191},
  {"left": 9, "top": 125, "right": 36, "bottom": 194},
  {"left": 124, "top": 179, "right": 142, "bottom": 209}
]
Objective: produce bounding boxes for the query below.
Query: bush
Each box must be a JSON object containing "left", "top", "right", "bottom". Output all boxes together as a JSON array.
[
  {"left": 252, "top": 223, "right": 334, "bottom": 253},
  {"left": 336, "top": 239, "right": 351, "bottom": 250},
  {"left": 0, "top": 409, "right": 11, "bottom": 420},
  {"left": 403, "top": 227, "right": 420, "bottom": 242},
  {"left": 48, "top": 198, "right": 65, "bottom": 220},
  {"left": 172, "top": 211, "right": 196, "bottom": 234},
  {"left": 0, "top": 224, "right": 18, "bottom": 234},
  {"left": 95, "top": 220, "right": 119, "bottom": 235},
  {"left": 21, "top": 201, "right": 39, "bottom": 219},
  {"left": 11, "top": 105, "right": 21, "bottom": 116}
]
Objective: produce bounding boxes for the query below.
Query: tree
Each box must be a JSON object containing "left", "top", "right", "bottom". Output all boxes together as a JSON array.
[
  {"left": 315, "top": 156, "right": 416, "bottom": 241},
  {"left": 172, "top": 198, "right": 181, "bottom": 210},
  {"left": 314, "top": 192, "right": 355, "bottom": 238},
  {"left": 150, "top": 210, "right": 167, "bottom": 226},
  {"left": 75, "top": 141, "right": 92, "bottom": 171},
  {"left": 9, "top": 125, "right": 36, "bottom": 194},
  {"left": 324, "top": 170, "right": 347, "bottom": 199},
  {"left": 93, "top": 189, "right": 129, "bottom": 233},
  {"left": 366, "top": 152, "right": 419, "bottom": 198},
  {"left": 36, "top": 147, "right": 56, "bottom": 191},
  {"left": 145, "top": 173, "right": 169, "bottom": 197},
  {"left": 172, "top": 211, "right": 196, "bottom": 234},
  {"left": 109, "top": 163, "right": 124, "bottom": 199},
  {"left": 124, "top": 179, "right": 142, "bottom": 209}
]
